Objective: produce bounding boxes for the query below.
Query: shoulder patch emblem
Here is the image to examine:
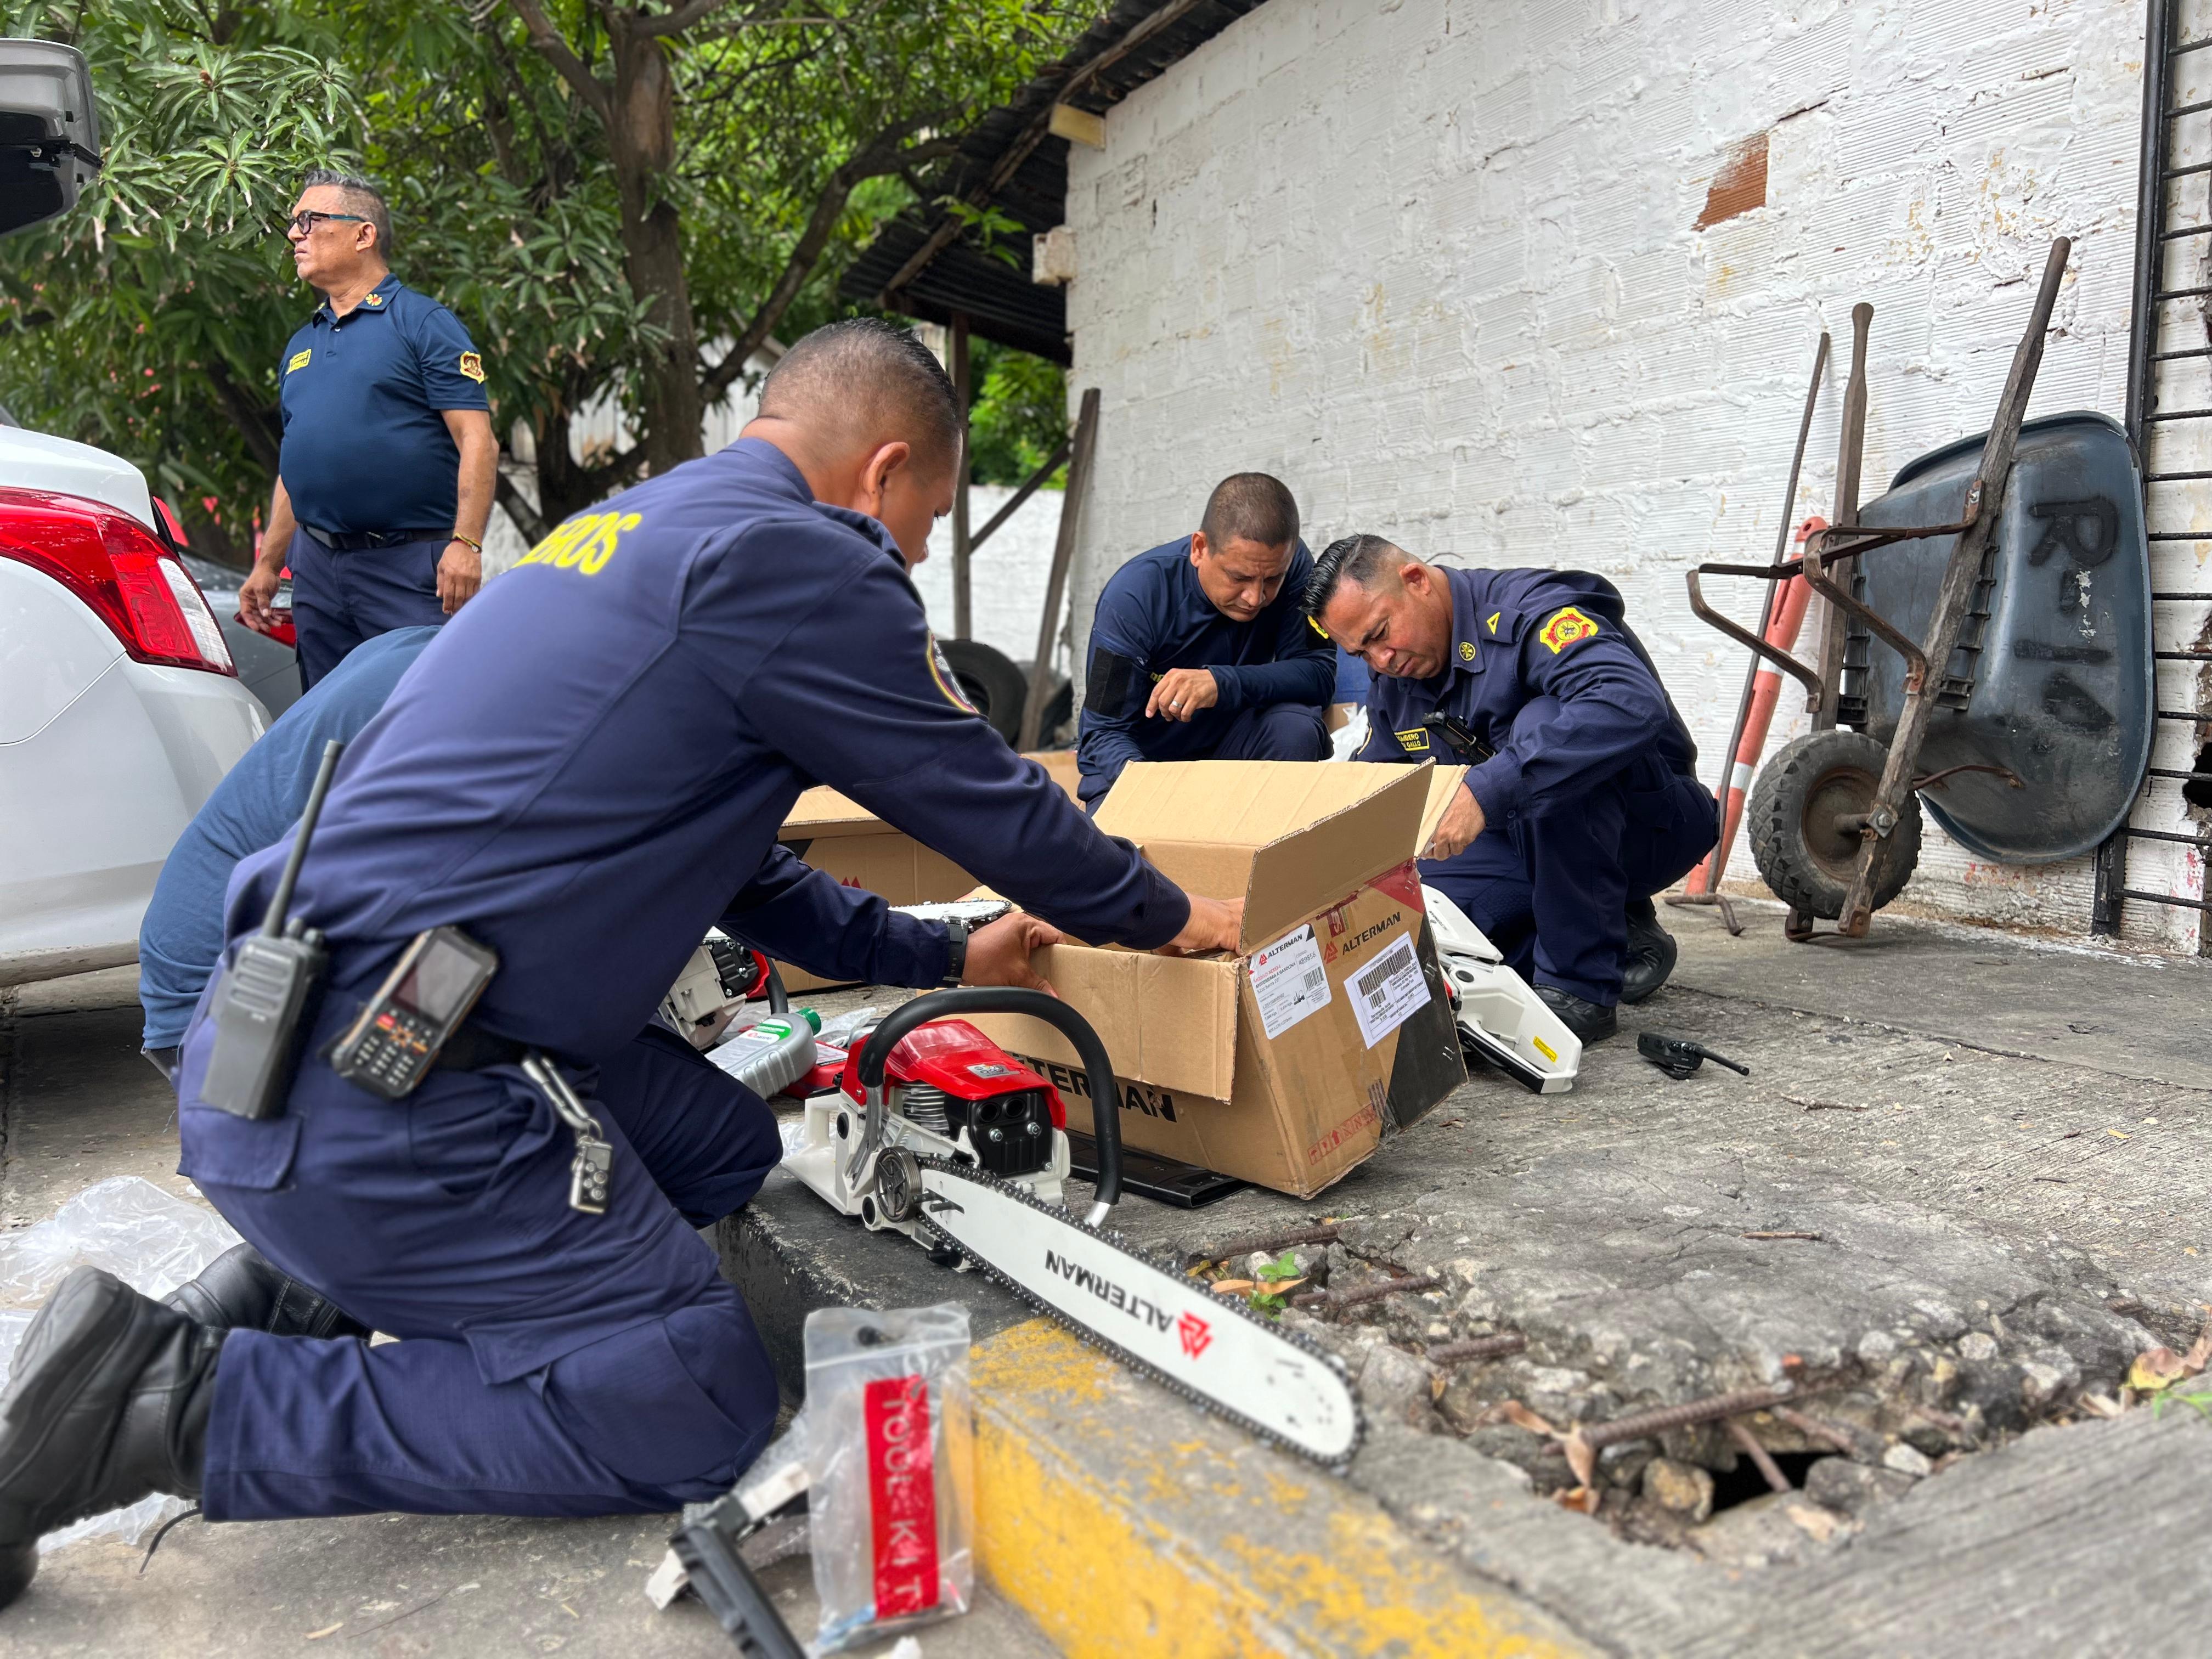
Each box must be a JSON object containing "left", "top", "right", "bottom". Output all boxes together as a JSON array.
[
  {"left": 458, "top": 351, "right": 487, "bottom": 383},
  {"left": 1394, "top": 727, "right": 1430, "bottom": 753},
  {"left": 286, "top": 348, "right": 312, "bottom": 374},
  {"left": 1486, "top": 611, "right": 1502, "bottom": 635},
  {"left": 1458, "top": 641, "right": 1476, "bottom": 661},
  {"left": 928, "top": 633, "right": 981, "bottom": 715},
  {"left": 1539, "top": 606, "right": 1600, "bottom": 654}
]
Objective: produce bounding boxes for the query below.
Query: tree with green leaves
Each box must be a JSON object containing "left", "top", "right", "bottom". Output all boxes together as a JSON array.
[{"left": 1, "top": 0, "right": 1088, "bottom": 554}]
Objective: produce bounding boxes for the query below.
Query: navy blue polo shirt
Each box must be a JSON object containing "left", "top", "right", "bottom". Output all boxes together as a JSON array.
[
  {"left": 1076, "top": 537, "right": 1334, "bottom": 799},
  {"left": 218, "top": 437, "right": 1188, "bottom": 1065},
  {"left": 277, "top": 273, "right": 490, "bottom": 537},
  {"left": 1355, "top": 566, "right": 1699, "bottom": 822}
]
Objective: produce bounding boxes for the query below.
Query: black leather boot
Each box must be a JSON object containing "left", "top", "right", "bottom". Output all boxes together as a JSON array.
[
  {"left": 163, "top": 1244, "right": 370, "bottom": 1341},
  {"left": 0, "top": 1268, "right": 224, "bottom": 1611},
  {"left": 1621, "top": 895, "right": 1679, "bottom": 1006},
  {"left": 1536, "top": 984, "right": 1618, "bottom": 1044}
]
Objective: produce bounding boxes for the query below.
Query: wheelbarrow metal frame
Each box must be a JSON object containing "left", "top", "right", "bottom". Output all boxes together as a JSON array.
[{"left": 1681, "top": 238, "right": 2074, "bottom": 939}]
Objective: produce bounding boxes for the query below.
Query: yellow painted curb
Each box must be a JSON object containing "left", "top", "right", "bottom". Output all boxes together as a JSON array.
[{"left": 969, "top": 1319, "right": 1589, "bottom": 1659}]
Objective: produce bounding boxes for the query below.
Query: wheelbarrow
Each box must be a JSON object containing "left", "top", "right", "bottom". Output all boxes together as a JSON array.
[{"left": 1684, "top": 237, "right": 2153, "bottom": 940}]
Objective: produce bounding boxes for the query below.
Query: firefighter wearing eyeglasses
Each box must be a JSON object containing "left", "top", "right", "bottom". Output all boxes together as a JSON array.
[{"left": 236, "top": 168, "right": 498, "bottom": 690}]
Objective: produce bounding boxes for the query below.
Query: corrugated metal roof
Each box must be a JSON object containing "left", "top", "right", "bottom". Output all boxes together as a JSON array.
[{"left": 840, "top": 0, "right": 1268, "bottom": 362}]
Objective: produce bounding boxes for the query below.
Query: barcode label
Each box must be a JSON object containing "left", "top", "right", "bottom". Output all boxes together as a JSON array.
[
  {"left": 1348, "top": 933, "right": 1430, "bottom": 1049},
  {"left": 1248, "top": 923, "right": 1332, "bottom": 1040}
]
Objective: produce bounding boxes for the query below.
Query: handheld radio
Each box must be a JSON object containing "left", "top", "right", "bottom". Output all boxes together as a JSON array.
[{"left": 199, "top": 739, "right": 344, "bottom": 1120}]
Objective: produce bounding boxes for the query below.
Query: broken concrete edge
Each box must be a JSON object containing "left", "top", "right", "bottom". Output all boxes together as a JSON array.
[{"left": 717, "top": 1175, "right": 1594, "bottom": 1658}]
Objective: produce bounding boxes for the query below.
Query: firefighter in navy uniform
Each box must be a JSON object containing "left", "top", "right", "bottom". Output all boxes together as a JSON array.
[
  {"left": 0, "top": 321, "right": 1240, "bottom": 1602},
  {"left": 1075, "top": 472, "right": 1334, "bottom": 810},
  {"left": 1306, "top": 534, "right": 1714, "bottom": 1045}
]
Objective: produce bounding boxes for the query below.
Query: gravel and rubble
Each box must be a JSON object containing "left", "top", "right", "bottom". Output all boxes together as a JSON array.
[{"left": 1133, "top": 915, "right": 2212, "bottom": 1573}]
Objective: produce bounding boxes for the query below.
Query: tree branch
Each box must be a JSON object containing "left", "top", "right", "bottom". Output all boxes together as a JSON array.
[
  {"left": 628, "top": 0, "right": 769, "bottom": 38},
  {"left": 506, "top": 0, "right": 612, "bottom": 122},
  {"left": 699, "top": 131, "right": 959, "bottom": 403},
  {"left": 204, "top": 357, "right": 282, "bottom": 477},
  {"left": 494, "top": 467, "right": 548, "bottom": 544}
]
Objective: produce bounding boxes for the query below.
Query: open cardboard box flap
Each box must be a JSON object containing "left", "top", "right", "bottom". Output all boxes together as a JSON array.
[
  {"left": 985, "top": 945, "right": 1240, "bottom": 1102},
  {"left": 781, "top": 786, "right": 887, "bottom": 843},
  {"left": 1418, "top": 764, "right": 1471, "bottom": 851},
  {"left": 1095, "top": 760, "right": 1434, "bottom": 949}
]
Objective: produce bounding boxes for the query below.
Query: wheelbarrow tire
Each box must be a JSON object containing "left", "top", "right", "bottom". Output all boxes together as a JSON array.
[{"left": 1747, "top": 730, "right": 1923, "bottom": 921}]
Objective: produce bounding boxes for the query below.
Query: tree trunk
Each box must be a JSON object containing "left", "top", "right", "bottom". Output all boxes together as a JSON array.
[
  {"left": 609, "top": 26, "right": 703, "bottom": 478},
  {"left": 532, "top": 406, "right": 595, "bottom": 527}
]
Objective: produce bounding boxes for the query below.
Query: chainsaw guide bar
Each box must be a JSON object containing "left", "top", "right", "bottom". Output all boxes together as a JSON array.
[{"left": 910, "top": 1155, "right": 1365, "bottom": 1469}]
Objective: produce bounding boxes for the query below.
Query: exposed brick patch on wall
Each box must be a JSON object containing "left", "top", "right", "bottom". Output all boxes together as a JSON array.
[{"left": 1697, "top": 132, "right": 1770, "bottom": 229}]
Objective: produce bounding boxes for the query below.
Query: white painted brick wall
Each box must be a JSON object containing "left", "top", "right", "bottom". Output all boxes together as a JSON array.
[{"left": 1061, "top": 0, "right": 2198, "bottom": 943}]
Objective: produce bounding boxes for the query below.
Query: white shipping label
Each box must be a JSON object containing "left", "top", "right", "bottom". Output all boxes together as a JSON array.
[
  {"left": 1248, "top": 923, "right": 1331, "bottom": 1040},
  {"left": 1348, "top": 932, "right": 1431, "bottom": 1049}
]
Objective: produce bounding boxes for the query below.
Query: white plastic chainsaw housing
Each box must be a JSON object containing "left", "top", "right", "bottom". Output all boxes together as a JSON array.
[{"left": 1422, "top": 884, "right": 1582, "bottom": 1094}]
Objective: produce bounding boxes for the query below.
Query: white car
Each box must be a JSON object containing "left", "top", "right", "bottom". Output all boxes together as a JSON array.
[
  {"left": 0, "top": 39, "right": 266, "bottom": 988},
  {"left": 0, "top": 422, "right": 268, "bottom": 988}
]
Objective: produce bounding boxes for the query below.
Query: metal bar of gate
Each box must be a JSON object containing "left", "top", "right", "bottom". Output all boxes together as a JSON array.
[{"left": 2096, "top": 0, "right": 2185, "bottom": 935}]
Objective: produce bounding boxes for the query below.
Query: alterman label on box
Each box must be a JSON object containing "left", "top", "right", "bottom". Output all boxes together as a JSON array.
[
  {"left": 1249, "top": 923, "right": 1330, "bottom": 1040},
  {"left": 1348, "top": 932, "right": 1430, "bottom": 1048}
]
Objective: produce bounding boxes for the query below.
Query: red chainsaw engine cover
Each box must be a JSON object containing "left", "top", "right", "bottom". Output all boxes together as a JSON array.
[{"left": 840, "top": 1018, "right": 1066, "bottom": 1130}]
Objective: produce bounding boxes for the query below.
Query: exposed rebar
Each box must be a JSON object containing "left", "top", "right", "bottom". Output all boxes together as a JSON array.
[
  {"left": 1578, "top": 1385, "right": 1805, "bottom": 1453},
  {"left": 1427, "top": 1332, "right": 1528, "bottom": 1365},
  {"left": 1186, "top": 1223, "right": 1341, "bottom": 1267},
  {"left": 1726, "top": 1418, "right": 1793, "bottom": 1493},
  {"left": 1293, "top": 1273, "right": 1441, "bottom": 1314}
]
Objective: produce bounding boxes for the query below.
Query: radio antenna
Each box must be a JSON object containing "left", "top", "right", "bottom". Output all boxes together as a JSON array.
[{"left": 262, "top": 738, "right": 344, "bottom": 937}]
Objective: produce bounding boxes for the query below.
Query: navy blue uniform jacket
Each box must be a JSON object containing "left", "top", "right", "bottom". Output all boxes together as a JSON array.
[
  {"left": 1358, "top": 567, "right": 1699, "bottom": 823},
  {"left": 1078, "top": 537, "right": 1333, "bottom": 795},
  {"left": 217, "top": 438, "right": 1188, "bottom": 1064}
]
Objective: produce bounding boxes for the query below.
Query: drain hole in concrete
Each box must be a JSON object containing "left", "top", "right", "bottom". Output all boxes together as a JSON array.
[
  {"left": 2187, "top": 743, "right": 2212, "bottom": 810},
  {"left": 1708, "top": 1451, "right": 1825, "bottom": 1514}
]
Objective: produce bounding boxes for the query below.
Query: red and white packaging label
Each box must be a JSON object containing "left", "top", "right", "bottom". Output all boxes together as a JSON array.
[{"left": 863, "top": 1373, "right": 939, "bottom": 1617}]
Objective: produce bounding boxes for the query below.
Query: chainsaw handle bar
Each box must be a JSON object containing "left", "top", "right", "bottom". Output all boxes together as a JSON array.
[{"left": 856, "top": 988, "right": 1122, "bottom": 1217}]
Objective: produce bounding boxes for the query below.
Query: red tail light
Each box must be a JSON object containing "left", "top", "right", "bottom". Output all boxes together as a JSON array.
[{"left": 0, "top": 487, "right": 237, "bottom": 675}]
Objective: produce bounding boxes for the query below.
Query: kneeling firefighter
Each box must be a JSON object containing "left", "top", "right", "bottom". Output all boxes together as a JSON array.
[{"left": 0, "top": 319, "right": 1239, "bottom": 1605}]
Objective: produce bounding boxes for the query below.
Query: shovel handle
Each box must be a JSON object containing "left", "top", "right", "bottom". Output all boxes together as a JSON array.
[{"left": 855, "top": 988, "right": 1124, "bottom": 1216}]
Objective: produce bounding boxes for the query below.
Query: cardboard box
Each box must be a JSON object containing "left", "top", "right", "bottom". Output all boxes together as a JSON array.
[
  {"left": 1419, "top": 764, "right": 1469, "bottom": 848},
  {"left": 770, "top": 753, "right": 1086, "bottom": 990},
  {"left": 967, "top": 760, "right": 1467, "bottom": 1199}
]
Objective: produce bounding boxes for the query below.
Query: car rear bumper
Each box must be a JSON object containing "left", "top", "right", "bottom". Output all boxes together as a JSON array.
[{"left": 0, "top": 652, "right": 263, "bottom": 987}]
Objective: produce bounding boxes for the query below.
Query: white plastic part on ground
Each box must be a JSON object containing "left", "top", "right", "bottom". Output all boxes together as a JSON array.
[{"left": 0, "top": 1177, "right": 242, "bottom": 1552}]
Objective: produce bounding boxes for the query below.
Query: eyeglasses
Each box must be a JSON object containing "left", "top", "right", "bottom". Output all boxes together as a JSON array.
[{"left": 284, "top": 210, "right": 368, "bottom": 237}]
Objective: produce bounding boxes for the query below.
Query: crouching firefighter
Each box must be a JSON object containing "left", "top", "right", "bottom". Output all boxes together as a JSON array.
[
  {"left": 0, "top": 319, "right": 1239, "bottom": 1607},
  {"left": 1306, "top": 534, "right": 1714, "bottom": 1045}
]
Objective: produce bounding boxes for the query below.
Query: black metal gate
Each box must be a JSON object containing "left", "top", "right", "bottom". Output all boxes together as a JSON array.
[{"left": 2093, "top": 0, "right": 2212, "bottom": 945}]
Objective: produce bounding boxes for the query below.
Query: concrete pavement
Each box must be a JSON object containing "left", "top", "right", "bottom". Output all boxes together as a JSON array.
[{"left": 7, "top": 899, "right": 2211, "bottom": 1655}]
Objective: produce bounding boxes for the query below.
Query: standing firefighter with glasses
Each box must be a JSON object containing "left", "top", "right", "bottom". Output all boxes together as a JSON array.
[
  {"left": 237, "top": 171, "right": 498, "bottom": 688},
  {"left": 1306, "top": 534, "right": 1714, "bottom": 1045}
]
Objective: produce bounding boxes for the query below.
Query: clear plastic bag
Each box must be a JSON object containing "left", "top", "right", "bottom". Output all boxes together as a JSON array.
[
  {"left": 0, "top": 1177, "right": 242, "bottom": 1551},
  {"left": 803, "top": 1304, "right": 973, "bottom": 1654}
]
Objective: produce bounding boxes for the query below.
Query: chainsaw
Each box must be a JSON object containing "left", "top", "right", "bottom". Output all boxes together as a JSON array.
[{"left": 778, "top": 987, "right": 1363, "bottom": 1469}]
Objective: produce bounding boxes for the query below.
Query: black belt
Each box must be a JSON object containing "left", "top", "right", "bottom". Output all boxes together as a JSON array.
[
  {"left": 431, "top": 1020, "right": 531, "bottom": 1073},
  {"left": 302, "top": 526, "right": 448, "bottom": 552}
]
